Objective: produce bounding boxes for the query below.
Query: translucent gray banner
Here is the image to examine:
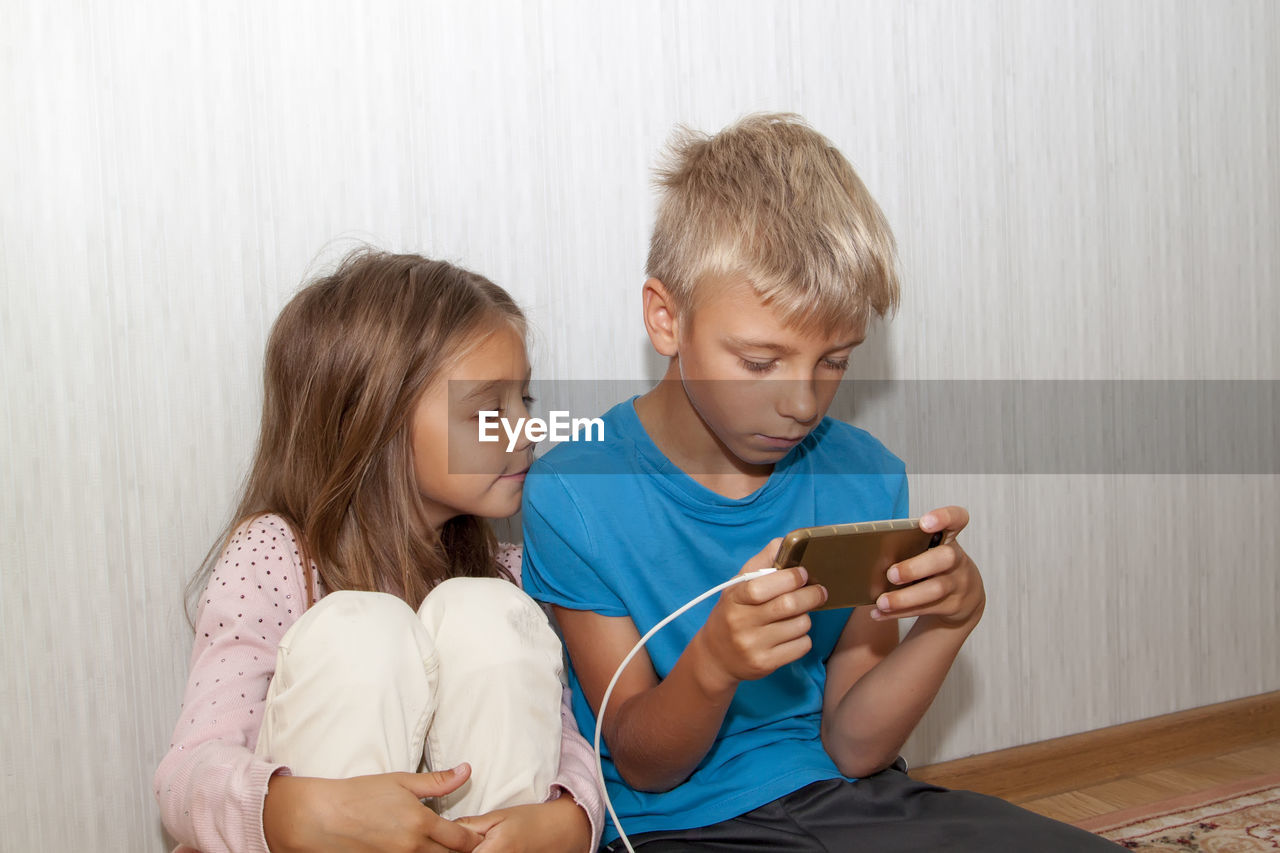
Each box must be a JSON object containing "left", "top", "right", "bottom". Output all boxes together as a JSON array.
[{"left": 447, "top": 380, "right": 1279, "bottom": 475}]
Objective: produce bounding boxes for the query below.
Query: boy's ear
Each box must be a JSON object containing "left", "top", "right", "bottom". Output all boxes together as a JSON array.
[{"left": 642, "top": 278, "right": 680, "bottom": 357}]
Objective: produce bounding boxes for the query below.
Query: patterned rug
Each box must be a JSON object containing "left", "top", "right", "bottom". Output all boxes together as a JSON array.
[{"left": 1077, "top": 773, "right": 1280, "bottom": 850}]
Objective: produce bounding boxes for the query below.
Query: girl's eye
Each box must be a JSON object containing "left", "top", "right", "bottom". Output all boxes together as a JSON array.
[
  {"left": 740, "top": 359, "right": 776, "bottom": 374},
  {"left": 822, "top": 358, "right": 851, "bottom": 371},
  {"left": 522, "top": 394, "right": 536, "bottom": 407}
]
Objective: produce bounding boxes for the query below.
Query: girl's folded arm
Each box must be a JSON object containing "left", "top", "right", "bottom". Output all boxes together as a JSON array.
[
  {"left": 155, "top": 514, "right": 305, "bottom": 853},
  {"left": 550, "top": 684, "right": 604, "bottom": 851}
]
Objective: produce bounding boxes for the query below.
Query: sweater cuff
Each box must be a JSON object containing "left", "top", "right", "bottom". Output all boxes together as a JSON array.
[
  {"left": 550, "top": 778, "right": 604, "bottom": 853},
  {"left": 249, "top": 762, "right": 290, "bottom": 853}
]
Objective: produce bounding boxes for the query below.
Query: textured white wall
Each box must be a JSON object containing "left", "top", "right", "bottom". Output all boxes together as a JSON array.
[{"left": 2, "top": 1, "right": 1277, "bottom": 849}]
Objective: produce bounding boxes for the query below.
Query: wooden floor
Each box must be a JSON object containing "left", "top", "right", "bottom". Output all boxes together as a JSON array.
[
  {"left": 912, "top": 691, "right": 1280, "bottom": 824},
  {"left": 1017, "top": 737, "right": 1280, "bottom": 823}
]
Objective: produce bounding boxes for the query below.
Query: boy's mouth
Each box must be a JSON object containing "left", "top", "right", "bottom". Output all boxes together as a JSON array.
[{"left": 756, "top": 433, "right": 805, "bottom": 449}]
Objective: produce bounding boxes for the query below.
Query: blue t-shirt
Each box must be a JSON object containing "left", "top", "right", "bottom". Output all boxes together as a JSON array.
[{"left": 521, "top": 397, "right": 908, "bottom": 844}]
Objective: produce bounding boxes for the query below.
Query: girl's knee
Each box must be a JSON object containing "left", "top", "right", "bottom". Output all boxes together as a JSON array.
[
  {"left": 280, "top": 590, "right": 435, "bottom": 687},
  {"left": 419, "top": 577, "right": 562, "bottom": 669}
]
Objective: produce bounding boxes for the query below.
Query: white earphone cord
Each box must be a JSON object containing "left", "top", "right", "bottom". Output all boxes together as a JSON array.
[{"left": 592, "top": 567, "right": 778, "bottom": 853}]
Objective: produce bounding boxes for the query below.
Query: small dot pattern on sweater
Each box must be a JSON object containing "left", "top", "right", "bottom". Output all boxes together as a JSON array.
[
  {"left": 173, "top": 516, "right": 325, "bottom": 749},
  {"left": 203, "top": 519, "right": 319, "bottom": 650}
]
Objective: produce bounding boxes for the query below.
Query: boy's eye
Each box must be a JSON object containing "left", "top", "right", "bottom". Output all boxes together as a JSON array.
[{"left": 740, "top": 358, "right": 777, "bottom": 374}]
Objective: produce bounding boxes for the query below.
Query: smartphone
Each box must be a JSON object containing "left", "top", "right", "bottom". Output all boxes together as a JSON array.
[{"left": 772, "top": 518, "right": 944, "bottom": 610}]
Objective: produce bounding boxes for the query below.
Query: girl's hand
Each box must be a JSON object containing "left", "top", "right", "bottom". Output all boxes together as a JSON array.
[
  {"left": 458, "top": 795, "right": 592, "bottom": 853},
  {"left": 870, "top": 507, "right": 986, "bottom": 629},
  {"left": 263, "top": 764, "right": 484, "bottom": 853}
]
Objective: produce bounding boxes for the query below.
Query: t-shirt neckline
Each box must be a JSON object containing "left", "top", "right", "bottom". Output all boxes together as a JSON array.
[{"left": 616, "top": 395, "right": 816, "bottom": 514}]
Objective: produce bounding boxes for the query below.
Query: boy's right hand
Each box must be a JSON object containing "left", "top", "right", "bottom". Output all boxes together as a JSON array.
[
  {"left": 263, "top": 765, "right": 483, "bottom": 853},
  {"left": 695, "top": 538, "right": 828, "bottom": 693}
]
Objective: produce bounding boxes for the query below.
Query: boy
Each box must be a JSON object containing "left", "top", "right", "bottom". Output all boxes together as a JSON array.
[{"left": 521, "top": 114, "right": 1115, "bottom": 851}]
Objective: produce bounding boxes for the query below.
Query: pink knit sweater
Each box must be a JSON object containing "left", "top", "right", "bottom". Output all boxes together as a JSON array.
[{"left": 155, "top": 514, "right": 603, "bottom": 853}]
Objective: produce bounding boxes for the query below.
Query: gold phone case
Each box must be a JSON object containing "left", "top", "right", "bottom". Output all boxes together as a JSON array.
[{"left": 772, "top": 518, "right": 943, "bottom": 610}]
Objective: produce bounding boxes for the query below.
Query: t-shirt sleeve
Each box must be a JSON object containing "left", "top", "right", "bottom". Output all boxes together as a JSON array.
[
  {"left": 520, "top": 468, "right": 628, "bottom": 616},
  {"left": 853, "top": 424, "right": 910, "bottom": 521},
  {"left": 892, "top": 468, "right": 910, "bottom": 519}
]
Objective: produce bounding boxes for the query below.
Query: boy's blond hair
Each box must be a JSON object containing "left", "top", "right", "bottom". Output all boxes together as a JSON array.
[{"left": 646, "top": 113, "right": 899, "bottom": 335}]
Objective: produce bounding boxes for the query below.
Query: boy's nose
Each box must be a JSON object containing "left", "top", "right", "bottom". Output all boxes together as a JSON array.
[{"left": 777, "top": 379, "right": 820, "bottom": 424}]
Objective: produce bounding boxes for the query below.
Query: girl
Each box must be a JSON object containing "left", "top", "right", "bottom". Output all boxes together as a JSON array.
[{"left": 155, "top": 249, "right": 602, "bottom": 853}]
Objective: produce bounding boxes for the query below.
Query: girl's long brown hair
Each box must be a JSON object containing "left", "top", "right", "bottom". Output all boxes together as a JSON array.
[{"left": 188, "top": 248, "right": 522, "bottom": 621}]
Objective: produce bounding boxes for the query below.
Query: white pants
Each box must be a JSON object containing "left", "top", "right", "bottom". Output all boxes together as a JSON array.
[{"left": 254, "top": 578, "right": 565, "bottom": 818}]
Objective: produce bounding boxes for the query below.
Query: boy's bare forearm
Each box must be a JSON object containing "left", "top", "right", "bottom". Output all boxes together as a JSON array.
[
  {"left": 821, "top": 610, "right": 981, "bottom": 777},
  {"left": 604, "top": 630, "right": 738, "bottom": 792}
]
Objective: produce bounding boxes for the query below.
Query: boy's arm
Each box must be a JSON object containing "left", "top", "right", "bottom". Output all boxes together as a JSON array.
[
  {"left": 554, "top": 542, "right": 823, "bottom": 792},
  {"left": 553, "top": 607, "right": 725, "bottom": 793},
  {"left": 820, "top": 507, "right": 985, "bottom": 777}
]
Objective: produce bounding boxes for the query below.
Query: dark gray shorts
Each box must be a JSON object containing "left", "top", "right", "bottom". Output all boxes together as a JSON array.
[{"left": 605, "top": 760, "right": 1120, "bottom": 852}]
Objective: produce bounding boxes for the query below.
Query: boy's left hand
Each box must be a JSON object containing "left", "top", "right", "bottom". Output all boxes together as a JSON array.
[{"left": 869, "top": 506, "right": 985, "bottom": 628}]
